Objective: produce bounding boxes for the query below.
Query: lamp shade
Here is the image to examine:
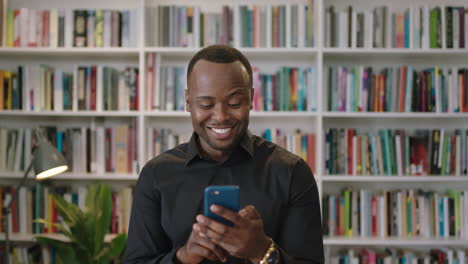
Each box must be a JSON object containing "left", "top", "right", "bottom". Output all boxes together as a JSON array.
[{"left": 33, "top": 138, "right": 69, "bottom": 180}]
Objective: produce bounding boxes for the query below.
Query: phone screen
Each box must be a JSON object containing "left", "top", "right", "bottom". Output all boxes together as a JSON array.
[{"left": 204, "top": 185, "right": 240, "bottom": 226}]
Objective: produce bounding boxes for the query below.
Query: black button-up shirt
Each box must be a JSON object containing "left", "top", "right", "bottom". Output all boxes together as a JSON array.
[{"left": 124, "top": 131, "right": 324, "bottom": 264}]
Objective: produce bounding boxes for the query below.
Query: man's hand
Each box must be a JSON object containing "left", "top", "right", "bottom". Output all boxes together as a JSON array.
[
  {"left": 194, "top": 205, "right": 271, "bottom": 263},
  {"left": 176, "top": 223, "right": 227, "bottom": 264}
]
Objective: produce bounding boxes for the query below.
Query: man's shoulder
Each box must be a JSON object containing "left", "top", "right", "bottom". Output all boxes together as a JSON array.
[
  {"left": 142, "top": 142, "right": 189, "bottom": 172},
  {"left": 252, "top": 134, "right": 302, "bottom": 166}
]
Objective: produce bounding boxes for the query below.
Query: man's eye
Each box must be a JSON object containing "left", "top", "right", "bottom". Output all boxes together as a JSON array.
[
  {"left": 200, "top": 104, "right": 213, "bottom": 108},
  {"left": 228, "top": 103, "right": 240, "bottom": 107}
]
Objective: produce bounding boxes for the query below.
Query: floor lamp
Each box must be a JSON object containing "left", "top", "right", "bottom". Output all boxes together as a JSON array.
[{"left": 2, "top": 129, "right": 68, "bottom": 264}]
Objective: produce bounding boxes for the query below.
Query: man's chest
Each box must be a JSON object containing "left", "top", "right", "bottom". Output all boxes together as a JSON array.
[{"left": 157, "top": 163, "right": 289, "bottom": 246}]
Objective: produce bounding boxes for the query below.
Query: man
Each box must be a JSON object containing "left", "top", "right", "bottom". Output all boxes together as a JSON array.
[{"left": 125, "top": 45, "right": 323, "bottom": 264}]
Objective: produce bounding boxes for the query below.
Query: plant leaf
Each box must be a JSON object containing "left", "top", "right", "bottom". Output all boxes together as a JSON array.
[
  {"left": 34, "top": 219, "right": 73, "bottom": 239},
  {"left": 94, "top": 234, "right": 127, "bottom": 262},
  {"left": 51, "top": 193, "right": 92, "bottom": 254},
  {"left": 95, "top": 184, "right": 112, "bottom": 256},
  {"left": 35, "top": 236, "right": 81, "bottom": 264}
]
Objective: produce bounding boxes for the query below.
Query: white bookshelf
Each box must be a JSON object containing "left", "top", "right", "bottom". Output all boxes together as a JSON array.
[
  {"left": 0, "top": 233, "right": 118, "bottom": 243},
  {"left": 1, "top": 0, "right": 468, "bottom": 261}
]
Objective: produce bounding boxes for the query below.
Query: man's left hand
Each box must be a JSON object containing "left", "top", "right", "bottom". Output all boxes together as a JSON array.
[{"left": 194, "top": 205, "right": 270, "bottom": 263}]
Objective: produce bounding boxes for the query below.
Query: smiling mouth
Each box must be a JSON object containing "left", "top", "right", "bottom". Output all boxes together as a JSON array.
[{"left": 210, "top": 127, "right": 232, "bottom": 135}]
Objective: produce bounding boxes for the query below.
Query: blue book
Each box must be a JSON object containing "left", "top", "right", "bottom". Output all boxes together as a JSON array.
[
  {"left": 439, "top": 197, "right": 444, "bottom": 236},
  {"left": 369, "top": 133, "right": 378, "bottom": 175},
  {"left": 404, "top": 11, "right": 410, "bottom": 48},
  {"left": 56, "top": 131, "right": 63, "bottom": 153},
  {"left": 264, "top": 129, "right": 271, "bottom": 142},
  {"left": 298, "top": 69, "right": 304, "bottom": 111},
  {"left": 386, "top": 68, "right": 392, "bottom": 111}
]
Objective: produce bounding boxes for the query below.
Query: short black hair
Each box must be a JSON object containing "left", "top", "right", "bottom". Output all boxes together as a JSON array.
[{"left": 187, "top": 45, "right": 253, "bottom": 87}]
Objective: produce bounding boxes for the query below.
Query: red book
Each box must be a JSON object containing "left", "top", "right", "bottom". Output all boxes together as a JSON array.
[
  {"left": 11, "top": 187, "right": 19, "bottom": 233},
  {"left": 347, "top": 129, "right": 355, "bottom": 175},
  {"left": 272, "top": 75, "right": 278, "bottom": 111},
  {"left": 371, "top": 197, "right": 377, "bottom": 236},
  {"left": 13, "top": 10, "right": 20, "bottom": 47},
  {"left": 105, "top": 128, "right": 112, "bottom": 172},
  {"left": 399, "top": 66, "right": 407, "bottom": 112},
  {"left": 91, "top": 66, "right": 97, "bottom": 110},
  {"left": 52, "top": 198, "right": 59, "bottom": 233}
]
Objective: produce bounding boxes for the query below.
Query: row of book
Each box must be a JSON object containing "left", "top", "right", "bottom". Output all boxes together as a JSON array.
[
  {"left": 145, "top": 54, "right": 317, "bottom": 112},
  {"left": 261, "top": 129, "right": 316, "bottom": 172},
  {"left": 0, "top": 65, "right": 139, "bottom": 111},
  {"left": 145, "top": 128, "right": 316, "bottom": 171},
  {"left": 327, "top": 66, "right": 468, "bottom": 113},
  {"left": 145, "top": 2, "right": 317, "bottom": 48},
  {"left": 7, "top": 245, "right": 43, "bottom": 264},
  {"left": 325, "top": 5, "right": 468, "bottom": 49},
  {"left": 0, "top": 124, "right": 138, "bottom": 175},
  {"left": 330, "top": 248, "right": 467, "bottom": 264},
  {"left": 0, "top": 5, "right": 66, "bottom": 48},
  {"left": 147, "top": 128, "right": 191, "bottom": 161},
  {"left": 73, "top": 9, "right": 138, "bottom": 48},
  {"left": 322, "top": 189, "right": 468, "bottom": 238},
  {"left": 0, "top": 1, "right": 139, "bottom": 48},
  {"left": 0, "top": 184, "right": 133, "bottom": 235},
  {"left": 325, "top": 129, "right": 468, "bottom": 177},
  {"left": 253, "top": 66, "right": 317, "bottom": 112}
]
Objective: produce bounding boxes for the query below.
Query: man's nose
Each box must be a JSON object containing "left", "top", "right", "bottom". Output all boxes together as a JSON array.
[{"left": 212, "top": 104, "right": 230, "bottom": 122}]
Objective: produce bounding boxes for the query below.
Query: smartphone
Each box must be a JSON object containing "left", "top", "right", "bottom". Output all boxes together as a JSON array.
[{"left": 204, "top": 185, "right": 240, "bottom": 226}]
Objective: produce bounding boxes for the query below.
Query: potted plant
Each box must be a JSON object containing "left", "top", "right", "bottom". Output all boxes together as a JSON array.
[{"left": 35, "top": 183, "right": 127, "bottom": 264}]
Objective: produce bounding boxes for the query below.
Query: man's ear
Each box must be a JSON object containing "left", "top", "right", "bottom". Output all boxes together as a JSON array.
[
  {"left": 185, "top": 89, "right": 190, "bottom": 112},
  {"left": 250, "top": 87, "right": 254, "bottom": 110}
]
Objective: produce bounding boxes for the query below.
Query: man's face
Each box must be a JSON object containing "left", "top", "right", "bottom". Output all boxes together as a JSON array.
[{"left": 186, "top": 60, "right": 253, "bottom": 160}]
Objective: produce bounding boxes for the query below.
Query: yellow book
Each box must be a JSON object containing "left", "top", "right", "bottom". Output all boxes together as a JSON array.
[
  {"left": 6, "top": 9, "right": 13, "bottom": 47},
  {"left": 3, "top": 71, "right": 12, "bottom": 110},
  {"left": 114, "top": 126, "right": 129, "bottom": 173},
  {"left": 0, "top": 71, "right": 4, "bottom": 110},
  {"left": 48, "top": 194, "right": 53, "bottom": 233},
  {"left": 295, "top": 129, "right": 302, "bottom": 158}
]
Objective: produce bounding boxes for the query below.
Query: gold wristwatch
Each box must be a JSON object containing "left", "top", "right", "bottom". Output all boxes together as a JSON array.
[{"left": 259, "top": 238, "right": 279, "bottom": 264}]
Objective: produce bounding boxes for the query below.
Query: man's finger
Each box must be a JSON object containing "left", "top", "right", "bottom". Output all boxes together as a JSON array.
[
  {"left": 242, "top": 205, "right": 261, "bottom": 219},
  {"left": 210, "top": 205, "right": 244, "bottom": 225},
  {"left": 197, "top": 214, "right": 234, "bottom": 235},
  {"left": 193, "top": 225, "right": 227, "bottom": 262}
]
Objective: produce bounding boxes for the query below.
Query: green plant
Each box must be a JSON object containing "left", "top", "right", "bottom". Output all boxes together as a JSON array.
[{"left": 35, "top": 183, "right": 127, "bottom": 264}]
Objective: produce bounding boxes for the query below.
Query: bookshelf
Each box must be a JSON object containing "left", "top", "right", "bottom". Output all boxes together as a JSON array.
[{"left": 1, "top": 0, "right": 468, "bottom": 262}]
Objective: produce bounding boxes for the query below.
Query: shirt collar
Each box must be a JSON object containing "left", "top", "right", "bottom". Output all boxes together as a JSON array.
[{"left": 185, "top": 129, "right": 254, "bottom": 166}]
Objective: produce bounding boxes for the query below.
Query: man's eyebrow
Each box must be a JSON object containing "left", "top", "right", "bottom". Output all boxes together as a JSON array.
[
  {"left": 228, "top": 89, "right": 248, "bottom": 97},
  {"left": 195, "top": 96, "right": 215, "bottom": 100}
]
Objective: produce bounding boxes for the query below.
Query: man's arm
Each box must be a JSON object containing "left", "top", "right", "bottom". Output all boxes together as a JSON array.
[
  {"left": 124, "top": 164, "right": 226, "bottom": 264},
  {"left": 124, "top": 164, "right": 177, "bottom": 264},
  {"left": 276, "top": 159, "right": 324, "bottom": 264}
]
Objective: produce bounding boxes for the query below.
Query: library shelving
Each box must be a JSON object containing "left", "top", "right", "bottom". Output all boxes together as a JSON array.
[{"left": 1, "top": 0, "right": 468, "bottom": 262}]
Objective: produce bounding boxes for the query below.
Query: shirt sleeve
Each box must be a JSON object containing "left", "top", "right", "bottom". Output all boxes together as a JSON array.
[
  {"left": 276, "top": 159, "right": 324, "bottom": 264},
  {"left": 124, "top": 163, "right": 179, "bottom": 264}
]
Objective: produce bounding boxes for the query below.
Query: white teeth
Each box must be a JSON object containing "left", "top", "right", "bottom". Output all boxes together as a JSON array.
[{"left": 211, "top": 128, "right": 231, "bottom": 134}]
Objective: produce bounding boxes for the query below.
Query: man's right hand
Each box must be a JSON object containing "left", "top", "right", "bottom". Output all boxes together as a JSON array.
[{"left": 176, "top": 223, "right": 227, "bottom": 264}]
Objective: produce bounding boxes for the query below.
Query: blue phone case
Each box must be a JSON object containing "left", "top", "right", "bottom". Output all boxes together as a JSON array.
[{"left": 204, "top": 185, "right": 240, "bottom": 226}]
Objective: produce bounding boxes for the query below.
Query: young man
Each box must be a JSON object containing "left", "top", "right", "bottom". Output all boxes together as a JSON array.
[{"left": 125, "top": 45, "right": 324, "bottom": 264}]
